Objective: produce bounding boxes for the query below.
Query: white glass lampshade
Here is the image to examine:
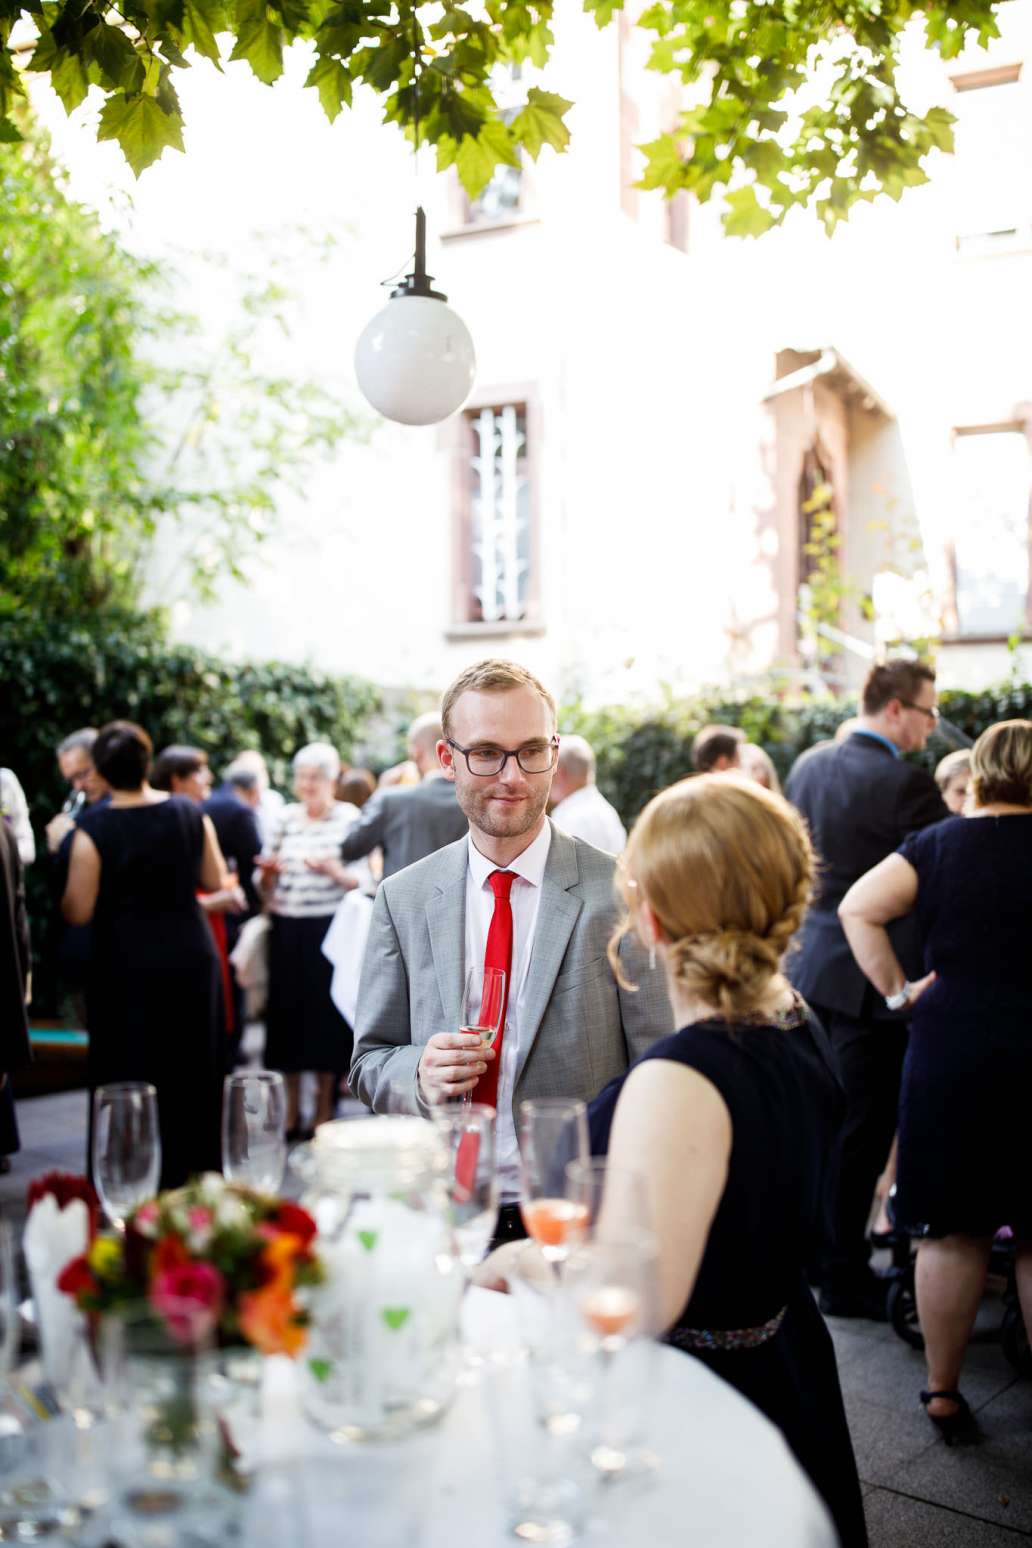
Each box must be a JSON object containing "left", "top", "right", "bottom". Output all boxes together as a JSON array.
[{"left": 354, "top": 294, "right": 476, "bottom": 427}]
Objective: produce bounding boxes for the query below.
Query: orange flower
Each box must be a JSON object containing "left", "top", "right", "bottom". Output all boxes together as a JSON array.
[
  {"left": 259, "top": 1231, "right": 301, "bottom": 1289},
  {"left": 239, "top": 1282, "right": 306, "bottom": 1357}
]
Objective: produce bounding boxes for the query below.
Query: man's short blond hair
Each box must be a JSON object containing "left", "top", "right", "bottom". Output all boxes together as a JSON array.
[{"left": 441, "top": 659, "right": 557, "bottom": 740}]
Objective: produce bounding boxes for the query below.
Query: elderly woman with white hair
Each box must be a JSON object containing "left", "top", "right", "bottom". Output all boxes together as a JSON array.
[{"left": 256, "top": 742, "right": 363, "bottom": 1135}]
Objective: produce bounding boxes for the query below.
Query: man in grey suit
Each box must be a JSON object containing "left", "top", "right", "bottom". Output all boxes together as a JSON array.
[
  {"left": 350, "top": 659, "right": 672, "bottom": 1243},
  {"left": 339, "top": 713, "right": 467, "bottom": 880}
]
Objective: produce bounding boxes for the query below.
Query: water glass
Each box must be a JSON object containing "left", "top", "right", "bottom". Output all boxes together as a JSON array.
[
  {"left": 92, "top": 1083, "right": 161, "bottom": 1230},
  {"left": 482, "top": 1349, "right": 592, "bottom": 1547},
  {"left": 432, "top": 1105, "right": 498, "bottom": 1270},
  {"left": 222, "top": 1070, "right": 288, "bottom": 1192}
]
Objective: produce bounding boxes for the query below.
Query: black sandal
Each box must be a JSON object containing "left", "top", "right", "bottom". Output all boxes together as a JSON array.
[{"left": 919, "top": 1389, "right": 979, "bottom": 1446}]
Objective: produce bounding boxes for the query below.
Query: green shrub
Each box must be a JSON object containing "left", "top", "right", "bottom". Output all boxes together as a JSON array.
[
  {"left": 561, "top": 682, "right": 1032, "bottom": 825},
  {"left": 2, "top": 610, "right": 379, "bottom": 1014}
]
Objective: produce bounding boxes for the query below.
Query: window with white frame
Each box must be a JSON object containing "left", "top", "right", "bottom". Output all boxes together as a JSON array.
[
  {"left": 460, "top": 402, "right": 532, "bottom": 625},
  {"left": 950, "top": 425, "right": 1030, "bottom": 635},
  {"left": 950, "top": 64, "right": 1030, "bottom": 254}
]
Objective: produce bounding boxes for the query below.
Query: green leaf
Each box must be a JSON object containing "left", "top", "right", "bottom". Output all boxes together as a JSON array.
[
  {"left": 637, "top": 131, "right": 687, "bottom": 193},
  {"left": 356, "top": 1229, "right": 378, "bottom": 1252},
  {"left": 584, "top": 0, "right": 623, "bottom": 28},
  {"left": 381, "top": 1306, "right": 411, "bottom": 1332},
  {"left": 182, "top": 0, "right": 223, "bottom": 65},
  {"left": 0, "top": 116, "right": 22, "bottom": 142},
  {"left": 88, "top": 23, "right": 139, "bottom": 90},
  {"left": 509, "top": 86, "right": 571, "bottom": 159},
  {"left": 723, "top": 184, "right": 774, "bottom": 238},
  {"left": 50, "top": 51, "right": 90, "bottom": 113},
  {"left": 229, "top": 4, "right": 284, "bottom": 85},
  {"left": 305, "top": 53, "right": 352, "bottom": 121},
  {"left": 308, "top": 1357, "right": 332, "bottom": 1382},
  {"left": 97, "top": 92, "right": 186, "bottom": 177}
]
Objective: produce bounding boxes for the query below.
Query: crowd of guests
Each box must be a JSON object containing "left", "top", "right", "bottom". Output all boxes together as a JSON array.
[{"left": 2, "top": 651, "right": 1030, "bottom": 1546}]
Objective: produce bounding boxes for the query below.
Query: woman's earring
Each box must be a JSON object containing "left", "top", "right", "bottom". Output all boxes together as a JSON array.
[{"left": 649, "top": 942, "right": 657, "bottom": 972}]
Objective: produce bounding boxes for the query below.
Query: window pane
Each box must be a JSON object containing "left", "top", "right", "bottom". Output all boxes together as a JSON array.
[
  {"left": 952, "top": 430, "right": 1029, "bottom": 634},
  {"left": 467, "top": 403, "right": 531, "bottom": 624}
]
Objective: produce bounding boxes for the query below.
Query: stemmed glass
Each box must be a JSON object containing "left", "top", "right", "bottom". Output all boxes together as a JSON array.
[
  {"left": 0, "top": 1221, "right": 17, "bottom": 1382},
  {"left": 564, "top": 1158, "right": 650, "bottom": 1241},
  {"left": 517, "top": 1100, "right": 590, "bottom": 1280},
  {"left": 565, "top": 1234, "right": 660, "bottom": 1483},
  {"left": 459, "top": 966, "right": 506, "bottom": 1107},
  {"left": 432, "top": 1104, "right": 498, "bottom": 1271},
  {"left": 92, "top": 1083, "right": 161, "bottom": 1231},
  {"left": 222, "top": 1070, "right": 288, "bottom": 1192}
]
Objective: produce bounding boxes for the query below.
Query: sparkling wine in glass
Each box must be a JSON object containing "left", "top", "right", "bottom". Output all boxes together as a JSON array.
[
  {"left": 459, "top": 966, "right": 505, "bottom": 1107},
  {"left": 518, "top": 1100, "right": 590, "bottom": 1277},
  {"left": 92, "top": 1082, "right": 161, "bottom": 1231},
  {"left": 222, "top": 1070, "right": 288, "bottom": 1193},
  {"left": 432, "top": 1104, "right": 498, "bottom": 1270}
]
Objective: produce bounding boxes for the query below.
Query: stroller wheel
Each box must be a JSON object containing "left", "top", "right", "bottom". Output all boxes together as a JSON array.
[
  {"left": 1001, "top": 1302, "right": 1032, "bottom": 1379},
  {"left": 887, "top": 1275, "right": 925, "bottom": 1350}
]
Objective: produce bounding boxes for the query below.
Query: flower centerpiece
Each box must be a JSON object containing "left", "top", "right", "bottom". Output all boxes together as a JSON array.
[{"left": 57, "top": 1172, "right": 323, "bottom": 1356}]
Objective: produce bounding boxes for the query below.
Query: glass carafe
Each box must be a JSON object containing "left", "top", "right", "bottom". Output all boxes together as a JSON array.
[{"left": 298, "top": 1116, "right": 464, "bottom": 1442}]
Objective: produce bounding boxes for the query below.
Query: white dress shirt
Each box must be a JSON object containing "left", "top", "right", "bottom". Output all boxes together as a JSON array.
[
  {"left": 550, "top": 784, "right": 626, "bottom": 855},
  {"left": 464, "top": 821, "right": 553, "bottom": 1202}
]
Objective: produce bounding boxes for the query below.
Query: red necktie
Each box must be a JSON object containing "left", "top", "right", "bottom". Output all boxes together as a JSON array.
[{"left": 472, "top": 869, "right": 514, "bottom": 1111}]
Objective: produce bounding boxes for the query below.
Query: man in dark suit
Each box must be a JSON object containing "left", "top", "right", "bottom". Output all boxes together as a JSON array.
[
  {"left": 204, "top": 768, "right": 263, "bottom": 1061},
  {"left": 786, "top": 658, "right": 949, "bottom": 1318},
  {"left": 339, "top": 713, "right": 468, "bottom": 881},
  {"left": 0, "top": 822, "right": 33, "bottom": 1168}
]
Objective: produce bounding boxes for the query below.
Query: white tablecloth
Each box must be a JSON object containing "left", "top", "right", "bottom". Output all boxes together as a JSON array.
[{"left": 245, "top": 1289, "right": 837, "bottom": 1548}]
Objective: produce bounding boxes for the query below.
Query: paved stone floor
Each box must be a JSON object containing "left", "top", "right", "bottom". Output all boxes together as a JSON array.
[{"left": 3, "top": 1087, "right": 1030, "bottom": 1544}]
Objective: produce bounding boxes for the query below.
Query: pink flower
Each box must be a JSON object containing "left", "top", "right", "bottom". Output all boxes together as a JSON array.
[
  {"left": 150, "top": 1261, "right": 225, "bottom": 1345},
  {"left": 134, "top": 1201, "right": 160, "bottom": 1238},
  {"left": 188, "top": 1207, "right": 213, "bottom": 1232}
]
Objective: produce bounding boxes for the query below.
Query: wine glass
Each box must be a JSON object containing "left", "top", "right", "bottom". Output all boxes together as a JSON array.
[
  {"left": 564, "top": 1233, "right": 661, "bottom": 1483},
  {"left": 517, "top": 1100, "right": 590, "bottom": 1279},
  {"left": 0, "top": 1220, "right": 17, "bottom": 1382},
  {"left": 459, "top": 966, "right": 506, "bottom": 1106},
  {"left": 432, "top": 1105, "right": 498, "bottom": 1270},
  {"left": 92, "top": 1083, "right": 161, "bottom": 1231},
  {"left": 564, "top": 1159, "right": 650, "bottom": 1241},
  {"left": 222, "top": 1070, "right": 288, "bottom": 1192}
]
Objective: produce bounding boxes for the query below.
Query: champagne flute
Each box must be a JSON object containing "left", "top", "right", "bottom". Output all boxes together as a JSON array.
[
  {"left": 222, "top": 1070, "right": 288, "bottom": 1192},
  {"left": 432, "top": 1105, "right": 498, "bottom": 1270},
  {"left": 92, "top": 1083, "right": 161, "bottom": 1231},
  {"left": 0, "top": 1221, "right": 17, "bottom": 1382},
  {"left": 459, "top": 966, "right": 506, "bottom": 1107},
  {"left": 565, "top": 1233, "right": 660, "bottom": 1482},
  {"left": 564, "top": 1159, "right": 650, "bottom": 1241},
  {"left": 518, "top": 1100, "right": 590, "bottom": 1279}
]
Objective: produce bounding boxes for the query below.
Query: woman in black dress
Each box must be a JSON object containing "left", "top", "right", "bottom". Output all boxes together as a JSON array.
[
  {"left": 63, "top": 721, "right": 228, "bottom": 1188},
  {"left": 840, "top": 718, "right": 1032, "bottom": 1443},
  {"left": 587, "top": 774, "right": 866, "bottom": 1548}
]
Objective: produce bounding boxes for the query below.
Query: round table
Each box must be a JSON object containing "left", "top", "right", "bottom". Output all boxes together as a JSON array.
[{"left": 242, "top": 1288, "right": 837, "bottom": 1548}]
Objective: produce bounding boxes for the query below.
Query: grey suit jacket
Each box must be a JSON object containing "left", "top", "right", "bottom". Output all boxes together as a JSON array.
[
  {"left": 339, "top": 778, "right": 469, "bottom": 880},
  {"left": 349, "top": 821, "right": 674, "bottom": 1120}
]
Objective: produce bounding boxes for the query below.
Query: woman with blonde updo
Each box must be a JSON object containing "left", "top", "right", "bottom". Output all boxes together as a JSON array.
[
  {"left": 840, "top": 719, "right": 1032, "bottom": 1446},
  {"left": 588, "top": 775, "right": 866, "bottom": 1547}
]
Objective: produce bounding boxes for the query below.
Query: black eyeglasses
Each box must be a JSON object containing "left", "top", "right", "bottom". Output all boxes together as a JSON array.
[
  {"left": 446, "top": 736, "right": 559, "bottom": 777},
  {"left": 900, "top": 701, "right": 940, "bottom": 723}
]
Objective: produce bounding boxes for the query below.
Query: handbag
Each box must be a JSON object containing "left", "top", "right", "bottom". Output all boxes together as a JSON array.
[{"left": 229, "top": 913, "right": 271, "bottom": 1020}]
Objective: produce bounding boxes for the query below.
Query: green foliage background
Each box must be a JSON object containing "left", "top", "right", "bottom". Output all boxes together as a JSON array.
[{"left": 1, "top": 610, "right": 379, "bottom": 1013}]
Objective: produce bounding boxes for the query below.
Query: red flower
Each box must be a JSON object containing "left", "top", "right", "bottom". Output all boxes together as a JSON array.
[
  {"left": 152, "top": 1234, "right": 189, "bottom": 1277},
  {"left": 150, "top": 1261, "right": 225, "bottom": 1345},
  {"left": 27, "top": 1173, "right": 99, "bottom": 1234},
  {"left": 270, "top": 1202, "right": 317, "bottom": 1248},
  {"left": 57, "top": 1254, "right": 96, "bottom": 1299}
]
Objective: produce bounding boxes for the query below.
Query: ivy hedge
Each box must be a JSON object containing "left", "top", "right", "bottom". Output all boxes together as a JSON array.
[
  {"left": 2, "top": 611, "right": 379, "bottom": 1014},
  {"left": 562, "top": 681, "right": 1032, "bottom": 826}
]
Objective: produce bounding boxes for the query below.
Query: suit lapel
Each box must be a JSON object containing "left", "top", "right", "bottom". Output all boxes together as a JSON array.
[
  {"left": 426, "top": 841, "right": 469, "bottom": 1031},
  {"left": 515, "top": 824, "right": 582, "bottom": 1082}
]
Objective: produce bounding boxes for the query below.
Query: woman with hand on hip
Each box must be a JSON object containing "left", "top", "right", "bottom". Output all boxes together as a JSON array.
[{"left": 840, "top": 720, "right": 1032, "bottom": 1444}]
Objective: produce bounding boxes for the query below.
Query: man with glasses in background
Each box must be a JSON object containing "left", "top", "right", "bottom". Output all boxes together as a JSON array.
[
  {"left": 785, "top": 658, "right": 948, "bottom": 1320},
  {"left": 350, "top": 658, "right": 672, "bottom": 1245}
]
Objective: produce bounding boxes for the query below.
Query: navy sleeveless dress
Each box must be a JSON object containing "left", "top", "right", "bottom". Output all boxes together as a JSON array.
[
  {"left": 79, "top": 796, "right": 225, "bottom": 1188},
  {"left": 589, "top": 1005, "right": 867, "bottom": 1548},
  {"left": 895, "top": 813, "right": 1032, "bottom": 1238}
]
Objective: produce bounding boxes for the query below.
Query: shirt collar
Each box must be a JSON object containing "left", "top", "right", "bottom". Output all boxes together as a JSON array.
[
  {"left": 852, "top": 728, "right": 901, "bottom": 759},
  {"left": 468, "top": 819, "right": 552, "bottom": 890}
]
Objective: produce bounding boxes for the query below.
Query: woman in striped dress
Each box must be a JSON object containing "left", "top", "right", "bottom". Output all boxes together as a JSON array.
[{"left": 256, "top": 742, "right": 364, "bottom": 1136}]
